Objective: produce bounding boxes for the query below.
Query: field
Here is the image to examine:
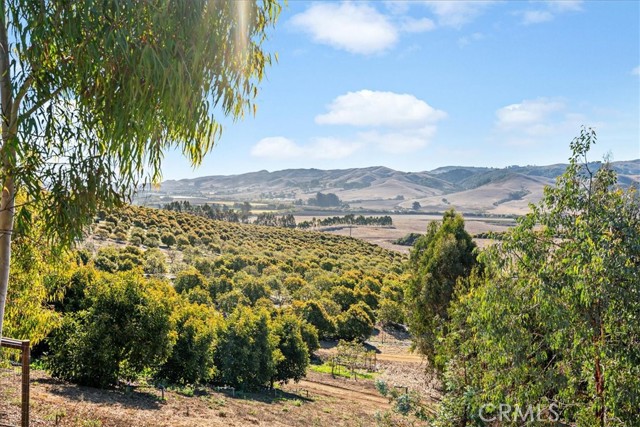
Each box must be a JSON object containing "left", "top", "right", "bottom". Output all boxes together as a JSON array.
[
  {"left": 1, "top": 332, "right": 432, "bottom": 427},
  {"left": 295, "top": 214, "right": 517, "bottom": 252}
]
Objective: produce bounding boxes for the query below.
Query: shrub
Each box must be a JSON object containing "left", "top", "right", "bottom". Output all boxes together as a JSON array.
[
  {"left": 214, "top": 306, "right": 277, "bottom": 389},
  {"left": 300, "top": 300, "right": 335, "bottom": 340},
  {"left": 157, "top": 300, "right": 222, "bottom": 384},
  {"left": 46, "top": 272, "right": 176, "bottom": 387},
  {"left": 271, "top": 313, "right": 309, "bottom": 385},
  {"left": 336, "top": 304, "right": 374, "bottom": 342},
  {"left": 174, "top": 268, "right": 206, "bottom": 294}
]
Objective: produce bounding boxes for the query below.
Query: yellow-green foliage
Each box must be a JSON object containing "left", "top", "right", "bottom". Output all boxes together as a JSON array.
[{"left": 92, "top": 205, "right": 406, "bottom": 341}]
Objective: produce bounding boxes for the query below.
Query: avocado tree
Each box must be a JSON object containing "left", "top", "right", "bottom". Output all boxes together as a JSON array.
[{"left": 0, "top": 0, "right": 281, "bottom": 337}]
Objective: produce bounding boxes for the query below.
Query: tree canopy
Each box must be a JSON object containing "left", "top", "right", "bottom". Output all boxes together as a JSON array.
[
  {"left": 405, "top": 209, "right": 477, "bottom": 369},
  {"left": 429, "top": 129, "right": 640, "bottom": 426},
  {"left": 0, "top": 0, "right": 281, "bottom": 337}
]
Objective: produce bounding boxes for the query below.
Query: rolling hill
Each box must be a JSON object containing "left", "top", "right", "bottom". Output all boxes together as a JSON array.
[{"left": 138, "top": 160, "right": 640, "bottom": 215}]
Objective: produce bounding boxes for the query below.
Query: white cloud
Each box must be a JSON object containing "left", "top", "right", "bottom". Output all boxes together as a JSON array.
[
  {"left": 400, "top": 17, "right": 436, "bottom": 33},
  {"left": 496, "top": 98, "right": 565, "bottom": 131},
  {"left": 522, "top": 10, "right": 554, "bottom": 25},
  {"left": 632, "top": 66, "right": 640, "bottom": 76},
  {"left": 310, "top": 138, "right": 364, "bottom": 159},
  {"left": 520, "top": 0, "right": 583, "bottom": 25},
  {"left": 251, "top": 136, "right": 361, "bottom": 160},
  {"left": 422, "top": 1, "right": 495, "bottom": 29},
  {"left": 254, "top": 91, "right": 447, "bottom": 161},
  {"left": 290, "top": 3, "right": 398, "bottom": 55},
  {"left": 251, "top": 137, "right": 303, "bottom": 159},
  {"left": 494, "top": 98, "right": 589, "bottom": 145},
  {"left": 316, "top": 90, "right": 446, "bottom": 128}
]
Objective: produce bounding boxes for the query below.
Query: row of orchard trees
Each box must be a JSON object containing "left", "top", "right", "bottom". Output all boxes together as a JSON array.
[
  {"left": 41, "top": 262, "right": 314, "bottom": 389},
  {"left": 4, "top": 198, "right": 407, "bottom": 389},
  {"left": 405, "top": 130, "right": 640, "bottom": 427}
]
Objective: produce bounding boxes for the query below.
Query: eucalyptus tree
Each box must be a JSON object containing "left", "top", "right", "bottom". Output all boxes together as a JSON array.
[
  {"left": 435, "top": 129, "right": 640, "bottom": 426},
  {"left": 0, "top": 0, "right": 280, "bottom": 337},
  {"left": 405, "top": 209, "right": 477, "bottom": 370}
]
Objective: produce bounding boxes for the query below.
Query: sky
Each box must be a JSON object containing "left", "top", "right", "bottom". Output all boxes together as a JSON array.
[{"left": 161, "top": 0, "right": 640, "bottom": 181}]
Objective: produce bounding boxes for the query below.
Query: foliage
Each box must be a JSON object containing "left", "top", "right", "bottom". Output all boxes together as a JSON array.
[
  {"left": 299, "top": 321, "right": 320, "bottom": 353},
  {"left": 299, "top": 300, "right": 336, "bottom": 340},
  {"left": 392, "top": 232, "right": 422, "bottom": 247},
  {"left": 336, "top": 305, "right": 375, "bottom": 342},
  {"left": 46, "top": 271, "right": 176, "bottom": 387},
  {"left": 3, "top": 205, "right": 68, "bottom": 343},
  {"left": 433, "top": 129, "right": 640, "bottom": 426},
  {"left": 19, "top": 199, "right": 405, "bottom": 388},
  {"left": 405, "top": 209, "right": 476, "bottom": 370},
  {"left": 214, "top": 306, "right": 278, "bottom": 389},
  {"left": 0, "top": 0, "right": 281, "bottom": 337},
  {"left": 157, "top": 299, "right": 222, "bottom": 385},
  {"left": 254, "top": 213, "right": 296, "bottom": 228},
  {"left": 174, "top": 268, "right": 206, "bottom": 294},
  {"left": 298, "top": 214, "right": 392, "bottom": 229},
  {"left": 271, "top": 313, "right": 309, "bottom": 385},
  {"left": 377, "top": 298, "right": 405, "bottom": 326}
]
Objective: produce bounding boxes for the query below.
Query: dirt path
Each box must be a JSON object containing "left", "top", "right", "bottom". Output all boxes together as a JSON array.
[
  {"left": 296, "top": 378, "right": 390, "bottom": 408},
  {"left": 376, "top": 353, "right": 424, "bottom": 364}
]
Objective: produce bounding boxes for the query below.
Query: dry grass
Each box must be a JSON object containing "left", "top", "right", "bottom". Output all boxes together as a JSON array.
[{"left": 0, "top": 337, "right": 435, "bottom": 427}]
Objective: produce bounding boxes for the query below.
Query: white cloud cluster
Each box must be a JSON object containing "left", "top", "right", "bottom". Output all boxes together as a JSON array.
[
  {"left": 290, "top": 3, "right": 399, "bottom": 55},
  {"left": 494, "top": 98, "right": 586, "bottom": 145},
  {"left": 520, "top": 0, "right": 583, "bottom": 25},
  {"left": 316, "top": 90, "right": 446, "bottom": 128},
  {"left": 290, "top": 2, "right": 436, "bottom": 55},
  {"left": 252, "top": 90, "right": 447, "bottom": 159},
  {"left": 632, "top": 66, "right": 640, "bottom": 76},
  {"left": 317, "top": 90, "right": 446, "bottom": 153}
]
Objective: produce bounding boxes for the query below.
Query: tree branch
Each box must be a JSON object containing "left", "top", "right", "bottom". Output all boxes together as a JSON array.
[
  {"left": 9, "top": 75, "right": 32, "bottom": 131},
  {"left": 18, "top": 84, "right": 64, "bottom": 121}
]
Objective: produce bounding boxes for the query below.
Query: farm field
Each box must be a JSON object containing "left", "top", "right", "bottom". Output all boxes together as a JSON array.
[
  {"left": 294, "top": 214, "right": 516, "bottom": 252},
  {"left": 1, "top": 334, "right": 432, "bottom": 427}
]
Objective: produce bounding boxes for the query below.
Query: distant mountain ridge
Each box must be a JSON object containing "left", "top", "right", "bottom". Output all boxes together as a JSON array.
[{"left": 148, "top": 160, "right": 640, "bottom": 215}]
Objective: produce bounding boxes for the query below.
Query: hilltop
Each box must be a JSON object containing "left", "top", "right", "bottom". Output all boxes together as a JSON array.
[{"left": 139, "top": 160, "right": 640, "bottom": 215}]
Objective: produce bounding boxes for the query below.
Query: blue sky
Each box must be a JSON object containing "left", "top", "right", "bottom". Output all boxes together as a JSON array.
[{"left": 162, "top": 0, "right": 639, "bottom": 180}]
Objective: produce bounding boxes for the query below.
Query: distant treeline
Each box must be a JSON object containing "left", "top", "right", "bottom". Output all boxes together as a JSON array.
[
  {"left": 298, "top": 214, "right": 392, "bottom": 229},
  {"left": 164, "top": 200, "right": 250, "bottom": 223},
  {"left": 254, "top": 212, "right": 296, "bottom": 228}
]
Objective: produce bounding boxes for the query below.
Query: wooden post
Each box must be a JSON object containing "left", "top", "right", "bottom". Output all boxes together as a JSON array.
[
  {"left": 1, "top": 337, "right": 29, "bottom": 427},
  {"left": 20, "top": 340, "right": 29, "bottom": 427}
]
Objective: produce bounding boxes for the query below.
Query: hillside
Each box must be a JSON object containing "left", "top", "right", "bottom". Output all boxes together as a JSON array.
[{"left": 139, "top": 160, "right": 640, "bottom": 215}]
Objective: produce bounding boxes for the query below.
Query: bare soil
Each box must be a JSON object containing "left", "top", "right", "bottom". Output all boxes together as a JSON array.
[{"left": 0, "top": 340, "right": 434, "bottom": 427}]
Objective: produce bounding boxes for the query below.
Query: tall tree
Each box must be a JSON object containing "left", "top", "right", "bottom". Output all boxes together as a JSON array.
[
  {"left": 435, "top": 129, "right": 640, "bottom": 426},
  {"left": 405, "top": 209, "right": 476, "bottom": 370},
  {"left": 0, "top": 0, "right": 280, "bottom": 337}
]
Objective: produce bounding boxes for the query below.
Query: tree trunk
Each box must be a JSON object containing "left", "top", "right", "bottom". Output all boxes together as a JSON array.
[{"left": 0, "top": 3, "right": 14, "bottom": 339}]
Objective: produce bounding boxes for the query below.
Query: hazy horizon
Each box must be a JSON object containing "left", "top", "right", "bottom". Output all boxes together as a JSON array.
[{"left": 160, "top": 157, "right": 640, "bottom": 181}]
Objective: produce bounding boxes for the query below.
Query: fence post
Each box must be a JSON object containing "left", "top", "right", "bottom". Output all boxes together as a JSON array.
[{"left": 21, "top": 340, "right": 29, "bottom": 427}]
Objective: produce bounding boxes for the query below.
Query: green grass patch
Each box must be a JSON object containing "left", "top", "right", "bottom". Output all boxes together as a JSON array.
[{"left": 309, "top": 362, "right": 376, "bottom": 380}]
